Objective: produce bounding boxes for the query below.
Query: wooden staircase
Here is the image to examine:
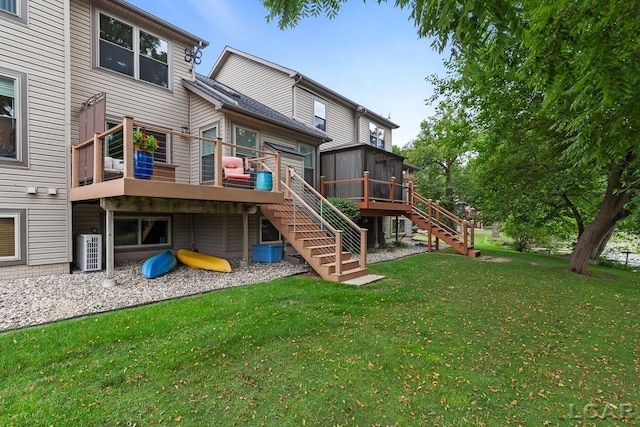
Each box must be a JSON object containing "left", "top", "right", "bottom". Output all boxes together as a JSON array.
[
  {"left": 260, "top": 168, "right": 369, "bottom": 283},
  {"left": 404, "top": 192, "right": 480, "bottom": 258}
]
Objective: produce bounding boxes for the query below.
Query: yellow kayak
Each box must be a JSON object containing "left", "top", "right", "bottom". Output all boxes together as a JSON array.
[{"left": 176, "top": 249, "right": 232, "bottom": 273}]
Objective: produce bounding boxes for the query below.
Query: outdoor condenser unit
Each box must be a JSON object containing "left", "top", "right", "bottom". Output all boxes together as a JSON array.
[{"left": 76, "top": 234, "right": 102, "bottom": 271}]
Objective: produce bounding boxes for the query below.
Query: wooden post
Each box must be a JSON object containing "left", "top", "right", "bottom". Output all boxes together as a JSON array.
[
  {"left": 470, "top": 220, "right": 475, "bottom": 248},
  {"left": 123, "top": 116, "right": 134, "bottom": 179},
  {"left": 389, "top": 176, "right": 396, "bottom": 202},
  {"left": 427, "top": 198, "right": 432, "bottom": 252},
  {"left": 103, "top": 205, "right": 116, "bottom": 287},
  {"left": 273, "top": 151, "right": 281, "bottom": 192},
  {"left": 320, "top": 176, "right": 325, "bottom": 198},
  {"left": 360, "top": 228, "right": 367, "bottom": 269},
  {"left": 285, "top": 166, "right": 291, "bottom": 199},
  {"left": 71, "top": 146, "right": 79, "bottom": 188},
  {"left": 335, "top": 231, "right": 342, "bottom": 275},
  {"left": 463, "top": 220, "right": 468, "bottom": 255},
  {"left": 363, "top": 171, "right": 370, "bottom": 207},
  {"left": 93, "top": 132, "right": 104, "bottom": 184},
  {"left": 214, "top": 137, "right": 223, "bottom": 187},
  {"left": 242, "top": 211, "right": 249, "bottom": 266}
]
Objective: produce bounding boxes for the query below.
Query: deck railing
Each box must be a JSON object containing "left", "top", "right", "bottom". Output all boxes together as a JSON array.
[
  {"left": 279, "top": 166, "right": 367, "bottom": 272},
  {"left": 71, "top": 115, "right": 281, "bottom": 192},
  {"left": 410, "top": 191, "right": 475, "bottom": 251},
  {"left": 320, "top": 171, "right": 411, "bottom": 206}
]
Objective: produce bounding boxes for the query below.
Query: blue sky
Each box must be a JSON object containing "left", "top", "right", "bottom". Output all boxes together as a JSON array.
[{"left": 127, "top": 0, "right": 447, "bottom": 147}]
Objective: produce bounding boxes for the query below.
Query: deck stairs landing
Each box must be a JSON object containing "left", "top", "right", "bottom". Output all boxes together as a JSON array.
[
  {"left": 260, "top": 168, "right": 368, "bottom": 283},
  {"left": 404, "top": 192, "right": 480, "bottom": 258}
]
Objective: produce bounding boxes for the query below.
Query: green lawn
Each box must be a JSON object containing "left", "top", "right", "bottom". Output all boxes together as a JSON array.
[{"left": 1, "top": 244, "right": 638, "bottom": 426}]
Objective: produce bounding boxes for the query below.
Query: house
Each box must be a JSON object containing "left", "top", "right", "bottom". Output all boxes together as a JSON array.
[
  {"left": 209, "top": 47, "right": 408, "bottom": 245},
  {"left": 1, "top": 0, "right": 70, "bottom": 279},
  {"left": 209, "top": 47, "right": 479, "bottom": 256},
  {"left": 0, "top": 1, "right": 476, "bottom": 282}
]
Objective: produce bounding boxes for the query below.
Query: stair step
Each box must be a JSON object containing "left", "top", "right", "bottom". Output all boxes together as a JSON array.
[
  {"left": 331, "top": 267, "right": 369, "bottom": 282},
  {"left": 307, "top": 244, "right": 337, "bottom": 255},
  {"left": 325, "top": 259, "right": 361, "bottom": 274},
  {"left": 300, "top": 237, "right": 335, "bottom": 247},
  {"left": 312, "top": 251, "right": 351, "bottom": 263}
]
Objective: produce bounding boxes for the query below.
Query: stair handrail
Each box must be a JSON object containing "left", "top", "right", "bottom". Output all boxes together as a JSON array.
[
  {"left": 285, "top": 167, "right": 367, "bottom": 270},
  {"left": 412, "top": 191, "right": 474, "bottom": 250}
]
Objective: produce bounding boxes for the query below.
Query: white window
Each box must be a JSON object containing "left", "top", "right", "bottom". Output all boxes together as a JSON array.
[
  {"left": 313, "top": 99, "right": 326, "bottom": 131},
  {"left": 0, "top": 68, "right": 27, "bottom": 166},
  {"left": 201, "top": 126, "right": 217, "bottom": 183},
  {"left": 260, "top": 217, "right": 282, "bottom": 243},
  {"left": 114, "top": 216, "right": 171, "bottom": 248},
  {"left": 234, "top": 125, "right": 258, "bottom": 158},
  {"left": 370, "top": 122, "right": 385, "bottom": 149},
  {"left": 0, "top": 209, "right": 25, "bottom": 265},
  {"left": 0, "top": 0, "right": 27, "bottom": 24},
  {"left": 98, "top": 12, "right": 169, "bottom": 88},
  {"left": 298, "top": 143, "right": 315, "bottom": 185}
]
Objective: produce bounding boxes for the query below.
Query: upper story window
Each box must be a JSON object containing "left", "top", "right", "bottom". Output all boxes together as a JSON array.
[
  {"left": 234, "top": 125, "right": 258, "bottom": 158},
  {"left": 0, "top": 0, "right": 27, "bottom": 24},
  {"left": 98, "top": 12, "right": 169, "bottom": 88},
  {"left": 0, "top": 68, "right": 27, "bottom": 167},
  {"left": 313, "top": 99, "right": 326, "bottom": 131},
  {"left": 369, "top": 122, "right": 385, "bottom": 150}
]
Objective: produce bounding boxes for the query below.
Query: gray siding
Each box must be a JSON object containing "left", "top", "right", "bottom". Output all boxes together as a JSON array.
[
  {"left": 70, "top": 0, "right": 194, "bottom": 183},
  {"left": 296, "top": 87, "right": 354, "bottom": 151},
  {"left": 0, "top": 0, "right": 70, "bottom": 271},
  {"left": 214, "top": 54, "right": 292, "bottom": 117}
]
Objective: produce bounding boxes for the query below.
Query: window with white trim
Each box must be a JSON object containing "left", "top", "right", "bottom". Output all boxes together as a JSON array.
[
  {"left": 313, "top": 99, "right": 326, "bottom": 131},
  {"left": 0, "top": 209, "right": 25, "bottom": 265},
  {"left": 234, "top": 125, "right": 258, "bottom": 158},
  {"left": 260, "top": 217, "right": 282, "bottom": 243},
  {"left": 201, "top": 126, "right": 217, "bottom": 183},
  {"left": 0, "top": 68, "right": 27, "bottom": 166},
  {"left": 298, "top": 143, "right": 315, "bottom": 186},
  {"left": 369, "top": 122, "right": 385, "bottom": 149},
  {"left": 98, "top": 12, "right": 169, "bottom": 88},
  {"left": 114, "top": 216, "right": 171, "bottom": 248},
  {"left": 0, "top": 0, "right": 27, "bottom": 24}
]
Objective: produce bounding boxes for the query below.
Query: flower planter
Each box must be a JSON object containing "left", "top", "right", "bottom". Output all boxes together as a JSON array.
[{"left": 134, "top": 149, "right": 153, "bottom": 179}]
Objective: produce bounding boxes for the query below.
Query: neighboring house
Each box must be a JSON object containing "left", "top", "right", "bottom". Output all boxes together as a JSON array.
[
  {"left": 0, "top": 0, "right": 69, "bottom": 279},
  {"left": 209, "top": 46, "right": 408, "bottom": 245}
]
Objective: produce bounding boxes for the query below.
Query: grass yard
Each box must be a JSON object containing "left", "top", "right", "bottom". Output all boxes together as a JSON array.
[{"left": 0, "top": 244, "right": 638, "bottom": 426}]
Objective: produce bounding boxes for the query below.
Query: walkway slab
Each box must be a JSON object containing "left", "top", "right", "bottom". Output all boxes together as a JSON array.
[{"left": 342, "top": 274, "right": 385, "bottom": 286}]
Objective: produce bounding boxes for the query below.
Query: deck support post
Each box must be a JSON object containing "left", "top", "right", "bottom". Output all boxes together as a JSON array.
[
  {"left": 242, "top": 210, "right": 249, "bottom": 267},
  {"left": 103, "top": 204, "right": 117, "bottom": 287}
]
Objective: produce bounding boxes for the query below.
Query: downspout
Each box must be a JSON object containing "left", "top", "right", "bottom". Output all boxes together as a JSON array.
[
  {"left": 291, "top": 74, "right": 302, "bottom": 118},
  {"left": 64, "top": 0, "right": 72, "bottom": 264}
]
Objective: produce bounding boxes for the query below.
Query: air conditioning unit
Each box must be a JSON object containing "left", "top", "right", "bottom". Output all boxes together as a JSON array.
[{"left": 76, "top": 234, "right": 102, "bottom": 271}]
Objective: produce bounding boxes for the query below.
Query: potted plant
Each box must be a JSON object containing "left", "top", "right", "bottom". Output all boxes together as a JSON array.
[{"left": 132, "top": 129, "right": 158, "bottom": 179}]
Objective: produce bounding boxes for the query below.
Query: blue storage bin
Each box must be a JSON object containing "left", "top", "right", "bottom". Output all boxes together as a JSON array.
[{"left": 252, "top": 244, "right": 283, "bottom": 263}]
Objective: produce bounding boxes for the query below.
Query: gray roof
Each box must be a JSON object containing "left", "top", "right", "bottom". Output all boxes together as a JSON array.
[{"left": 183, "top": 74, "right": 331, "bottom": 142}]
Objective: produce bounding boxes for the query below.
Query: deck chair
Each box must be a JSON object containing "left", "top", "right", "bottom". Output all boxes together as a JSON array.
[{"left": 222, "top": 156, "right": 251, "bottom": 188}]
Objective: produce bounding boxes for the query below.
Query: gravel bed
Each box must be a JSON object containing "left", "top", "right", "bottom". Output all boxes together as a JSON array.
[{"left": 0, "top": 245, "right": 424, "bottom": 332}]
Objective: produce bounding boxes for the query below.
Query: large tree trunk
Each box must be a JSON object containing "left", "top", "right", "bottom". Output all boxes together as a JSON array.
[
  {"left": 590, "top": 223, "right": 616, "bottom": 260},
  {"left": 569, "top": 164, "right": 632, "bottom": 275}
]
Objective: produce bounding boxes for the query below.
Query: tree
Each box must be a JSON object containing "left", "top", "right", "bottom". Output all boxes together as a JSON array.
[
  {"left": 401, "top": 103, "right": 474, "bottom": 215},
  {"left": 262, "top": 0, "right": 640, "bottom": 275}
]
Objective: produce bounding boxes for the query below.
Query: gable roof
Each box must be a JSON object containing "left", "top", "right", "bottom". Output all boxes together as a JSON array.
[
  {"left": 209, "top": 46, "right": 399, "bottom": 130},
  {"left": 97, "top": 0, "right": 208, "bottom": 48},
  {"left": 183, "top": 74, "right": 331, "bottom": 142}
]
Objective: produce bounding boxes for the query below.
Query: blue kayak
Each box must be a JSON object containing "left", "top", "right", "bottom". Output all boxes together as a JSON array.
[{"left": 141, "top": 250, "right": 177, "bottom": 279}]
